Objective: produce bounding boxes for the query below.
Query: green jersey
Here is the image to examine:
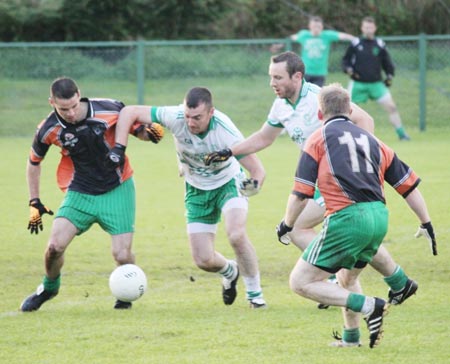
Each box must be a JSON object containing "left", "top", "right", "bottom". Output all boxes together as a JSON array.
[{"left": 295, "top": 30, "right": 340, "bottom": 76}]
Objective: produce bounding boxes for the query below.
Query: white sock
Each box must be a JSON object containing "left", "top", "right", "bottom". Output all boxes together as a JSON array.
[
  {"left": 361, "top": 297, "right": 375, "bottom": 316},
  {"left": 243, "top": 273, "right": 262, "bottom": 299},
  {"left": 218, "top": 260, "right": 236, "bottom": 280}
]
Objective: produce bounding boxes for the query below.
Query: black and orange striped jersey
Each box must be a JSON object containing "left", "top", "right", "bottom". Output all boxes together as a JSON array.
[
  {"left": 29, "top": 98, "right": 140, "bottom": 195},
  {"left": 293, "top": 116, "right": 420, "bottom": 216}
]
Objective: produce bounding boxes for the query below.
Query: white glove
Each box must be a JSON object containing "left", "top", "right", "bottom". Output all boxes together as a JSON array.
[
  {"left": 414, "top": 222, "right": 437, "bottom": 256},
  {"left": 239, "top": 178, "right": 260, "bottom": 197}
]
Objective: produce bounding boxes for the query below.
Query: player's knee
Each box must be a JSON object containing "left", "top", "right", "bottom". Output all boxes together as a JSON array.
[
  {"left": 113, "top": 249, "right": 134, "bottom": 265},
  {"left": 289, "top": 272, "right": 307, "bottom": 296},
  {"left": 227, "top": 229, "right": 247, "bottom": 248}
]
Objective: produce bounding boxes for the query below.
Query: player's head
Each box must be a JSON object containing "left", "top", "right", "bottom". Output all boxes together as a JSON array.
[
  {"left": 49, "top": 77, "right": 82, "bottom": 124},
  {"left": 308, "top": 16, "right": 324, "bottom": 35},
  {"left": 318, "top": 83, "right": 352, "bottom": 121},
  {"left": 184, "top": 87, "right": 215, "bottom": 134},
  {"left": 361, "top": 16, "right": 377, "bottom": 39},
  {"left": 269, "top": 51, "right": 305, "bottom": 100}
]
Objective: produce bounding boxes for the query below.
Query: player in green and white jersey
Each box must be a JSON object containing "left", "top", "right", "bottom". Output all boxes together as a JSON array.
[
  {"left": 110, "top": 87, "right": 267, "bottom": 309},
  {"left": 204, "top": 51, "right": 418, "bottom": 313}
]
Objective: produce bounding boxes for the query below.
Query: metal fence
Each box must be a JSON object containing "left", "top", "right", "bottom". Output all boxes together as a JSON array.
[{"left": 0, "top": 35, "right": 449, "bottom": 135}]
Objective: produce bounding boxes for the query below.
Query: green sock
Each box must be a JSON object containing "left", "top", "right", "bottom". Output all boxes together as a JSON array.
[
  {"left": 395, "top": 126, "right": 406, "bottom": 138},
  {"left": 43, "top": 275, "right": 61, "bottom": 293},
  {"left": 346, "top": 293, "right": 365, "bottom": 312},
  {"left": 342, "top": 327, "right": 360, "bottom": 343},
  {"left": 384, "top": 265, "right": 408, "bottom": 292}
]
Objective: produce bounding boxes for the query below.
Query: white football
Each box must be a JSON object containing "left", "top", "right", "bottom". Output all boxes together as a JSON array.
[{"left": 109, "top": 264, "right": 147, "bottom": 302}]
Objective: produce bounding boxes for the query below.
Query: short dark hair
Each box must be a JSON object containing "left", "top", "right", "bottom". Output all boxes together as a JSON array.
[
  {"left": 362, "top": 16, "right": 376, "bottom": 24},
  {"left": 271, "top": 51, "right": 305, "bottom": 78},
  {"left": 184, "top": 87, "right": 213, "bottom": 109},
  {"left": 51, "top": 77, "right": 79, "bottom": 99},
  {"left": 309, "top": 16, "right": 323, "bottom": 23}
]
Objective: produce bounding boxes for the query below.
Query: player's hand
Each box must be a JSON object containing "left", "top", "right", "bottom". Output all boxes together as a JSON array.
[
  {"left": 276, "top": 220, "right": 293, "bottom": 245},
  {"left": 384, "top": 75, "right": 393, "bottom": 87},
  {"left": 105, "top": 143, "right": 126, "bottom": 169},
  {"left": 270, "top": 43, "right": 284, "bottom": 54},
  {"left": 28, "top": 198, "right": 54, "bottom": 234},
  {"left": 239, "top": 178, "right": 260, "bottom": 197},
  {"left": 415, "top": 221, "right": 437, "bottom": 256},
  {"left": 145, "top": 123, "right": 164, "bottom": 144},
  {"left": 204, "top": 148, "right": 232, "bottom": 166}
]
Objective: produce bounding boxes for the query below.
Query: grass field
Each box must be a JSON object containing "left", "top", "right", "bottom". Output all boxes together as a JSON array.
[{"left": 0, "top": 76, "right": 449, "bottom": 363}]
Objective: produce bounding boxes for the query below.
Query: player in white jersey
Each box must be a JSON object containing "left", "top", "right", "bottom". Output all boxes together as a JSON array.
[
  {"left": 205, "top": 51, "right": 418, "bottom": 313},
  {"left": 110, "top": 87, "right": 267, "bottom": 309}
]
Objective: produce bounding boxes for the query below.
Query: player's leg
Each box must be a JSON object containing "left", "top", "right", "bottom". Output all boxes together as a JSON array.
[
  {"left": 223, "top": 198, "right": 266, "bottom": 308},
  {"left": 370, "top": 245, "right": 418, "bottom": 304},
  {"left": 332, "top": 268, "right": 364, "bottom": 347},
  {"left": 375, "top": 87, "right": 409, "bottom": 140},
  {"left": 20, "top": 217, "right": 78, "bottom": 312}
]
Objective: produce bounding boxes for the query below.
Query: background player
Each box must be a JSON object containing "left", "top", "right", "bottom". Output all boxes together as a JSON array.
[
  {"left": 276, "top": 83, "right": 436, "bottom": 348},
  {"left": 342, "top": 16, "right": 410, "bottom": 140},
  {"left": 108, "top": 87, "right": 267, "bottom": 308},
  {"left": 272, "top": 16, "right": 355, "bottom": 86}
]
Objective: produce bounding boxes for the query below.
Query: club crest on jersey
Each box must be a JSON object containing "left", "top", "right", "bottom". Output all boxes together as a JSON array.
[
  {"left": 62, "top": 133, "right": 78, "bottom": 148},
  {"left": 290, "top": 127, "right": 306, "bottom": 146}
]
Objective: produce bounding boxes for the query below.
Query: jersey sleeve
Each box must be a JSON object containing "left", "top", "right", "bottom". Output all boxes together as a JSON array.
[
  {"left": 29, "top": 119, "right": 55, "bottom": 165},
  {"left": 378, "top": 39, "right": 395, "bottom": 76},
  {"left": 322, "top": 30, "right": 340, "bottom": 42},
  {"left": 292, "top": 130, "right": 322, "bottom": 198},
  {"left": 266, "top": 100, "right": 284, "bottom": 128},
  {"left": 381, "top": 143, "right": 420, "bottom": 197},
  {"left": 151, "top": 105, "right": 183, "bottom": 131}
]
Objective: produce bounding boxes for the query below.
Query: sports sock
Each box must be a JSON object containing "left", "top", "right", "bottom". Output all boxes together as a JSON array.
[
  {"left": 243, "top": 273, "right": 262, "bottom": 300},
  {"left": 43, "top": 275, "right": 61, "bottom": 292},
  {"left": 218, "top": 260, "right": 236, "bottom": 280},
  {"left": 384, "top": 265, "right": 408, "bottom": 292},
  {"left": 342, "top": 327, "right": 360, "bottom": 344},
  {"left": 395, "top": 126, "right": 407, "bottom": 138},
  {"left": 346, "top": 293, "right": 365, "bottom": 312}
]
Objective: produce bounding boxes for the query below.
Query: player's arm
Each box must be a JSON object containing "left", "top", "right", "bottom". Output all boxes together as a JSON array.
[
  {"left": 26, "top": 160, "right": 54, "bottom": 234},
  {"left": 204, "top": 123, "right": 281, "bottom": 166},
  {"left": 350, "top": 103, "right": 375, "bottom": 134},
  {"left": 276, "top": 193, "right": 308, "bottom": 244},
  {"left": 337, "top": 32, "right": 356, "bottom": 42},
  {"left": 232, "top": 123, "right": 281, "bottom": 156},
  {"left": 115, "top": 105, "right": 154, "bottom": 146},
  {"left": 404, "top": 188, "right": 437, "bottom": 255},
  {"left": 238, "top": 153, "right": 266, "bottom": 196}
]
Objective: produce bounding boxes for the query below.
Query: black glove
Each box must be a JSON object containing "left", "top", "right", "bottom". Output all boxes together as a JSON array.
[
  {"left": 239, "top": 178, "right": 260, "bottom": 197},
  {"left": 105, "top": 143, "right": 126, "bottom": 169},
  {"left": 28, "top": 198, "right": 54, "bottom": 234},
  {"left": 415, "top": 221, "right": 437, "bottom": 256},
  {"left": 204, "top": 148, "right": 232, "bottom": 166},
  {"left": 384, "top": 75, "right": 393, "bottom": 87},
  {"left": 276, "top": 220, "right": 293, "bottom": 245}
]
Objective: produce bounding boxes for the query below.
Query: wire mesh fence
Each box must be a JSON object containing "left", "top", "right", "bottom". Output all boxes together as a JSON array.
[{"left": 0, "top": 35, "right": 449, "bottom": 136}]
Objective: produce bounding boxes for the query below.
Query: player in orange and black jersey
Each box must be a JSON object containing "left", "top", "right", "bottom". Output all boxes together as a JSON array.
[
  {"left": 276, "top": 83, "right": 436, "bottom": 348},
  {"left": 21, "top": 77, "right": 164, "bottom": 312}
]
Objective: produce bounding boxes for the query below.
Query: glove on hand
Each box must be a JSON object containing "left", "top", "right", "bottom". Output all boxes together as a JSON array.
[
  {"left": 384, "top": 75, "right": 393, "bottom": 87},
  {"left": 415, "top": 221, "right": 437, "bottom": 256},
  {"left": 105, "top": 143, "right": 126, "bottom": 169},
  {"left": 28, "top": 198, "right": 54, "bottom": 234},
  {"left": 239, "top": 178, "right": 260, "bottom": 197},
  {"left": 204, "top": 148, "right": 232, "bottom": 166},
  {"left": 276, "top": 220, "right": 293, "bottom": 245},
  {"left": 145, "top": 123, "right": 164, "bottom": 144}
]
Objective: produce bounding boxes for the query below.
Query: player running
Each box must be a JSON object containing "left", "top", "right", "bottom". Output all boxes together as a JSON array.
[
  {"left": 204, "top": 51, "right": 419, "bottom": 309},
  {"left": 108, "top": 87, "right": 267, "bottom": 309},
  {"left": 276, "top": 83, "right": 436, "bottom": 348}
]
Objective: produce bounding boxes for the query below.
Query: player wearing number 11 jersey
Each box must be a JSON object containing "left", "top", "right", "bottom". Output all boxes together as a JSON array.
[{"left": 278, "top": 83, "right": 436, "bottom": 348}]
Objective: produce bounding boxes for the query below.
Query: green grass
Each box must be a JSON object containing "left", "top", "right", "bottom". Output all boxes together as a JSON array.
[{"left": 0, "top": 76, "right": 449, "bottom": 363}]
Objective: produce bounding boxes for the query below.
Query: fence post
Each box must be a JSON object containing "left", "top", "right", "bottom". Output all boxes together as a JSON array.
[
  {"left": 136, "top": 40, "right": 145, "bottom": 104},
  {"left": 418, "top": 33, "right": 427, "bottom": 131}
]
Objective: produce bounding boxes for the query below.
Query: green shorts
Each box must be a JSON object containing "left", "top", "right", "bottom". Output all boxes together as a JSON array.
[
  {"left": 56, "top": 178, "right": 136, "bottom": 235},
  {"left": 302, "top": 201, "right": 388, "bottom": 273},
  {"left": 185, "top": 178, "right": 241, "bottom": 224},
  {"left": 350, "top": 80, "right": 389, "bottom": 103},
  {"left": 313, "top": 187, "right": 325, "bottom": 207}
]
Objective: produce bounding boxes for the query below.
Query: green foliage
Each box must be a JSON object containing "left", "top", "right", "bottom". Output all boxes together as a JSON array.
[{"left": 1, "top": 0, "right": 449, "bottom": 42}]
